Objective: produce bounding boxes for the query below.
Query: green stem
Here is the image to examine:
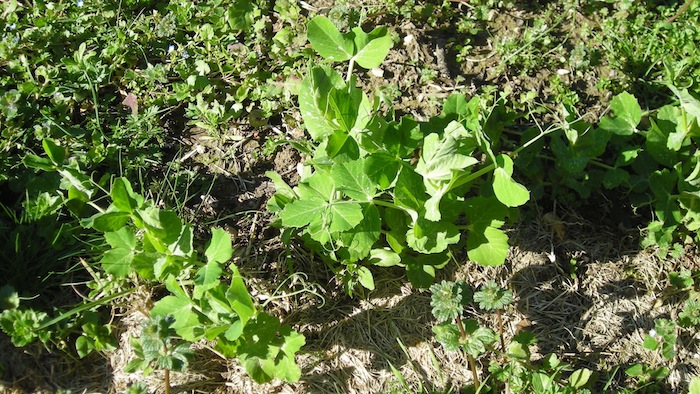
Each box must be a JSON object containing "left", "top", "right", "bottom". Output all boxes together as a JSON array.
[{"left": 346, "top": 57, "right": 355, "bottom": 83}]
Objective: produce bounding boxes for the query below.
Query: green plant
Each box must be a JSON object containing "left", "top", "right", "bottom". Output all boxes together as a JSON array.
[
  {"left": 16, "top": 136, "right": 305, "bottom": 383},
  {"left": 430, "top": 280, "right": 496, "bottom": 391},
  {"left": 125, "top": 314, "right": 194, "bottom": 394},
  {"left": 269, "top": 16, "right": 541, "bottom": 293}
]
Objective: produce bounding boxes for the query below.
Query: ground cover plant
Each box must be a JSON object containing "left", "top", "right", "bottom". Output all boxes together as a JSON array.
[{"left": 1, "top": 0, "right": 700, "bottom": 393}]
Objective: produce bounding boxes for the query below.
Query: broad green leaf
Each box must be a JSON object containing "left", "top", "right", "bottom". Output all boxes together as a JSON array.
[
  {"left": 406, "top": 263, "right": 436, "bottom": 289},
  {"left": 205, "top": 228, "right": 233, "bottom": 264},
  {"left": 356, "top": 266, "right": 375, "bottom": 290},
  {"left": 307, "top": 16, "right": 353, "bottom": 62},
  {"left": 279, "top": 197, "right": 326, "bottom": 227},
  {"left": 329, "top": 202, "right": 363, "bottom": 232},
  {"left": 668, "top": 84, "right": 700, "bottom": 119},
  {"left": 602, "top": 168, "right": 630, "bottom": 189},
  {"left": 151, "top": 296, "right": 202, "bottom": 342},
  {"left": 168, "top": 224, "right": 194, "bottom": 258},
  {"left": 86, "top": 211, "right": 131, "bottom": 232},
  {"left": 351, "top": 26, "right": 392, "bottom": 69},
  {"left": 23, "top": 153, "right": 54, "bottom": 171},
  {"left": 266, "top": 171, "right": 297, "bottom": 212},
  {"left": 365, "top": 152, "right": 401, "bottom": 190},
  {"left": 416, "top": 133, "right": 478, "bottom": 182},
  {"left": 368, "top": 248, "right": 401, "bottom": 267},
  {"left": 331, "top": 160, "right": 377, "bottom": 201},
  {"left": 227, "top": 266, "right": 256, "bottom": 326},
  {"left": 598, "top": 92, "right": 641, "bottom": 136},
  {"left": 111, "top": 178, "right": 141, "bottom": 213},
  {"left": 464, "top": 196, "right": 508, "bottom": 228},
  {"left": 193, "top": 260, "right": 223, "bottom": 296},
  {"left": 406, "top": 218, "right": 460, "bottom": 254},
  {"left": 466, "top": 226, "right": 509, "bottom": 266},
  {"left": 326, "top": 131, "right": 360, "bottom": 160},
  {"left": 394, "top": 166, "right": 426, "bottom": 214},
  {"left": 75, "top": 336, "right": 94, "bottom": 358},
  {"left": 424, "top": 184, "right": 449, "bottom": 222},
  {"left": 646, "top": 119, "right": 679, "bottom": 167},
  {"left": 493, "top": 155, "right": 529, "bottom": 207},
  {"left": 689, "top": 376, "right": 700, "bottom": 394},
  {"left": 340, "top": 203, "right": 381, "bottom": 261},
  {"left": 100, "top": 227, "right": 136, "bottom": 277},
  {"left": 569, "top": 368, "right": 593, "bottom": 388},
  {"left": 104, "top": 227, "right": 136, "bottom": 250},
  {"left": 100, "top": 248, "right": 135, "bottom": 277},
  {"left": 42, "top": 139, "right": 65, "bottom": 164},
  {"left": 227, "top": 0, "right": 255, "bottom": 30},
  {"left": 624, "top": 364, "right": 645, "bottom": 377},
  {"left": 298, "top": 66, "right": 345, "bottom": 141}
]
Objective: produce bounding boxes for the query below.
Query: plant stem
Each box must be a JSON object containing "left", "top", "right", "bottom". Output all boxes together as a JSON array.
[
  {"left": 456, "top": 315, "right": 481, "bottom": 389},
  {"left": 497, "top": 309, "right": 506, "bottom": 354},
  {"left": 164, "top": 368, "right": 170, "bottom": 394}
]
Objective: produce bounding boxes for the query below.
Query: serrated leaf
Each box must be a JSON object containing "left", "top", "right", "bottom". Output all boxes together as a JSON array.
[
  {"left": 433, "top": 322, "right": 461, "bottom": 351},
  {"left": 466, "top": 226, "right": 509, "bottom": 266},
  {"left": 205, "top": 228, "right": 233, "bottom": 264},
  {"left": 493, "top": 155, "right": 529, "bottom": 207},
  {"left": 100, "top": 247, "right": 135, "bottom": 277},
  {"left": 307, "top": 16, "right": 353, "bottom": 62}
]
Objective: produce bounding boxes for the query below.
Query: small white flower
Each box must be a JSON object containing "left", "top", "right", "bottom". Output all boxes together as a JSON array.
[
  {"left": 77, "top": 0, "right": 84, "bottom": 6},
  {"left": 8, "top": 23, "right": 16, "bottom": 30},
  {"left": 168, "top": 44, "right": 175, "bottom": 53},
  {"left": 649, "top": 329, "right": 657, "bottom": 337},
  {"left": 182, "top": 50, "right": 189, "bottom": 59}
]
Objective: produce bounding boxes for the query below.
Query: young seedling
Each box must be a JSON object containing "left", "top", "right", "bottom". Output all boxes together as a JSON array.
[
  {"left": 474, "top": 281, "right": 513, "bottom": 354},
  {"left": 125, "top": 314, "right": 193, "bottom": 394},
  {"left": 430, "top": 280, "right": 496, "bottom": 391}
]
